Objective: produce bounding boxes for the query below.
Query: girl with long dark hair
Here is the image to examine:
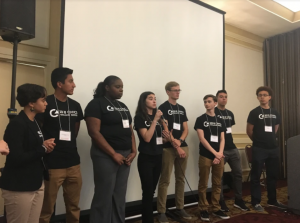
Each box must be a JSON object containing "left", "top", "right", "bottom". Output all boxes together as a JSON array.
[
  {"left": 134, "top": 91, "right": 175, "bottom": 223},
  {"left": 85, "top": 76, "right": 136, "bottom": 223}
]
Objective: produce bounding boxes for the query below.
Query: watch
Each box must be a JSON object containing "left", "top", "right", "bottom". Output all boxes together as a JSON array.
[{"left": 179, "top": 138, "right": 184, "bottom": 144}]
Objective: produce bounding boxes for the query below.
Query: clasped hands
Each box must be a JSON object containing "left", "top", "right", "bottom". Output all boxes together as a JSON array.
[
  {"left": 213, "top": 152, "right": 225, "bottom": 165},
  {"left": 162, "top": 130, "right": 186, "bottom": 159}
]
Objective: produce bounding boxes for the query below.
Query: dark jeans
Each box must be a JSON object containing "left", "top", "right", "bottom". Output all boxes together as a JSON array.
[
  {"left": 251, "top": 146, "right": 279, "bottom": 205},
  {"left": 220, "top": 148, "right": 243, "bottom": 201},
  {"left": 137, "top": 153, "right": 162, "bottom": 223}
]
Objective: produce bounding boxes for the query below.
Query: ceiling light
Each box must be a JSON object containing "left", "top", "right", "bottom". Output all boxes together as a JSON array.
[{"left": 273, "top": 0, "right": 300, "bottom": 12}]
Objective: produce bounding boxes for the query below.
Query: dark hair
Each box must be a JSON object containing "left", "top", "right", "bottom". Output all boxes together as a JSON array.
[
  {"left": 51, "top": 67, "right": 73, "bottom": 89},
  {"left": 94, "top": 75, "right": 121, "bottom": 98},
  {"left": 16, "top": 84, "right": 47, "bottom": 107},
  {"left": 135, "top": 91, "right": 162, "bottom": 125},
  {"left": 203, "top": 94, "right": 217, "bottom": 102},
  {"left": 256, "top": 86, "right": 273, "bottom": 97},
  {"left": 216, "top": 90, "right": 227, "bottom": 97}
]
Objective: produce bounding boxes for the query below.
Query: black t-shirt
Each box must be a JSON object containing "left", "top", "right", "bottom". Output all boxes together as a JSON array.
[
  {"left": 194, "top": 113, "right": 226, "bottom": 160},
  {"left": 134, "top": 113, "right": 164, "bottom": 156},
  {"left": 36, "top": 95, "right": 84, "bottom": 169},
  {"left": 84, "top": 97, "right": 132, "bottom": 151},
  {"left": 159, "top": 101, "right": 188, "bottom": 148},
  {"left": 215, "top": 107, "right": 236, "bottom": 150},
  {"left": 247, "top": 106, "right": 281, "bottom": 149}
]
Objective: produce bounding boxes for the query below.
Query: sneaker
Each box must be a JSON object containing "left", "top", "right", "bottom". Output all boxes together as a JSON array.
[
  {"left": 267, "top": 201, "right": 288, "bottom": 209},
  {"left": 200, "top": 210, "right": 210, "bottom": 222},
  {"left": 173, "top": 209, "right": 192, "bottom": 219},
  {"left": 253, "top": 204, "right": 264, "bottom": 212},
  {"left": 219, "top": 200, "right": 229, "bottom": 212},
  {"left": 157, "top": 213, "right": 169, "bottom": 223},
  {"left": 212, "top": 210, "right": 230, "bottom": 219},
  {"left": 234, "top": 199, "right": 250, "bottom": 211}
]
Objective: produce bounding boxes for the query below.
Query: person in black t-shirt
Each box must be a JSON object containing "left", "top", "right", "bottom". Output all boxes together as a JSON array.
[
  {"left": 1, "top": 84, "right": 55, "bottom": 223},
  {"left": 246, "top": 86, "right": 287, "bottom": 212},
  {"left": 156, "top": 81, "right": 191, "bottom": 222},
  {"left": 85, "top": 76, "right": 137, "bottom": 223},
  {"left": 0, "top": 140, "right": 9, "bottom": 155},
  {"left": 39, "top": 68, "right": 84, "bottom": 223},
  {"left": 134, "top": 91, "right": 173, "bottom": 223},
  {"left": 194, "top": 94, "right": 229, "bottom": 221},
  {"left": 215, "top": 90, "right": 249, "bottom": 212}
]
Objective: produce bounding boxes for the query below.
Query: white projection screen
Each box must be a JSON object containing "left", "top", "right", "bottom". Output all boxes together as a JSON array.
[{"left": 58, "top": 0, "right": 225, "bottom": 216}]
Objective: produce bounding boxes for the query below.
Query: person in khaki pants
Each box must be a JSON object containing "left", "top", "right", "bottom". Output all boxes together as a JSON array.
[
  {"left": 1, "top": 84, "right": 55, "bottom": 223},
  {"left": 38, "top": 68, "right": 84, "bottom": 223},
  {"left": 157, "top": 82, "right": 191, "bottom": 223},
  {"left": 194, "top": 94, "right": 229, "bottom": 221}
]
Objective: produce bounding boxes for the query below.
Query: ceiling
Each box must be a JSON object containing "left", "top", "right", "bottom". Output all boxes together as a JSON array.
[{"left": 201, "top": 0, "right": 300, "bottom": 38}]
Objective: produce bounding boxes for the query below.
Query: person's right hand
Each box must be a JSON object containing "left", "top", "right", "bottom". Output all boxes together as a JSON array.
[
  {"left": 176, "top": 147, "right": 186, "bottom": 158},
  {"left": 0, "top": 140, "right": 9, "bottom": 155},
  {"left": 215, "top": 152, "right": 224, "bottom": 160},
  {"left": 213, "top": 158, "right": 220, "bottom": 165},
  {"left": 112, "top": 153, "right": 125, "bottom": 165},
  {"left": 43, "top": 138, "right": 56, "bottom": 153},
  {"left": 154, "top": 109, "right": 163, "bottom": 122}
]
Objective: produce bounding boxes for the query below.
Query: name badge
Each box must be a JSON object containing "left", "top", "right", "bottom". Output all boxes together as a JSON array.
[
  {"left": 156, "top": 137, "right": 163, "bottom": 145},
  {"left": 210, "top": 135, "right": 218, "bottom": 143},
  {"left": 122, "top": 119, "right": 130, "bottom": 128},
  {"left": 59, "top": 131, "right": 71, "bottom": 141},
  {"left": 265, "top": 126, "right": 272, "bottom": 132},
  {"left": 173, "top": 123, "right": 181, "bottom": 130},
  {"left": 226, "top": 127, "right": 232, "bottom": 134}
]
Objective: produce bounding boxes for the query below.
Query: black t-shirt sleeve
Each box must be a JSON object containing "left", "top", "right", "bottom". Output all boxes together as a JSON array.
[
  {"left": 231, "top": 112, "right": 236, "bottom": 126},
  {"left": 134, "top": 114, "right": 147, "bottom": 130},
  {"left": 84, "top": 99, "right": 102, "bottom": 120},
  {"left": 76, "top": 103, "right": 84, "bottom": 122},
  {"left": 275, "top": 110, "right": 281, "bottom": 125},
  {"left": 158, "top": 104, "right": 167, "bottom": 116},
  {"left": 182, "top": 107, "right": 188, "bottom": 122},
  {"left": 194, "top": 117, "right": 203, "bottom": 130},
  {"left": 247, "top": 110, "right": 256, "bottom": 125}
]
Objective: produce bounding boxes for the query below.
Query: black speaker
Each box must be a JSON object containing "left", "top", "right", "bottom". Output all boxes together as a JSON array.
[
  {"left": 0, "top": 0, "right": 36, "bottom": 42},
  {"left": 287, "top": 135, "right": 300, "bottom": 215}
]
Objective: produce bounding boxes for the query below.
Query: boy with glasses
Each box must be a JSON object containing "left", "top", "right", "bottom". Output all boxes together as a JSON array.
[{"left": 246, "top": 86, "right": 287, "bottom": 212}]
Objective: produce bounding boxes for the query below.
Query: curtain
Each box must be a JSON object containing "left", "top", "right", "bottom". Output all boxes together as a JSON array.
[{"left": 263, "top": 28, "right": 300, "bottom": 178}]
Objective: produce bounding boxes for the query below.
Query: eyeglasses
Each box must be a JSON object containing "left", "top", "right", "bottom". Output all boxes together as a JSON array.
[
  {"left": 169, "top": 90, "right": 182, "bottom": 92},
  {"left": 258, "top": 94, "right": 270, "bottom": 97}
]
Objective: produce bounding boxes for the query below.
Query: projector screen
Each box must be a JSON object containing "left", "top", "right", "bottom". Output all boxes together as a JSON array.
[{"left": 59, "top": 0, "right": 225, "bottom": 215}]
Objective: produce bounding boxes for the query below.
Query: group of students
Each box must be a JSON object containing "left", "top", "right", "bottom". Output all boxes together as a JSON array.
[{"left": 0, "top": 67, "right": 287, "bottom": 223}]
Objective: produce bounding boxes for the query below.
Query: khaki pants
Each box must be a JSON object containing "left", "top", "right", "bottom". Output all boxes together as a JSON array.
[
  {"left": 198, "top": 156, "right": 224, "bottom": 212},
  {"left": 2, "top": 182, "right": 45, "bottom": 223},
  {"left": 157, "top": 147, "right": 189, "bottom": 213},
  {"left": 39, "top": 165, "right": 82, "bottom": 223}
]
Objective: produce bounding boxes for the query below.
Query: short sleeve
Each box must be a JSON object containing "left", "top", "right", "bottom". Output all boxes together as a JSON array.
[
  {"left": 134, "top": 114, "right": 147, "bottom": 130},
  {"left": 158, "top": 103, "right": 167, "bottom": 117},
  {"left": 247, "top": 110, "right": 256, "bottom": 125},
  {"left": 182, "top": 107, "right": 188, "bottom": 122},
  {"left": 194, "top": 117, "right": 203, "bottom": 130},
  {"left": 85, "top": 99, "right": 102, "bottom": 120},
  {"left": 275, "top": 111, "right": 281, "bottom": 125},
  {"left": 76, "top": 103, "right": 84, "bottom": 122},
  {"left": 231, "top": 112, "right": 236, "bottom": 126}
]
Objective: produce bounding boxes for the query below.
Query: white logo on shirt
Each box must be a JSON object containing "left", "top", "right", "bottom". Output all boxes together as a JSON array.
[
  {"left": 107, "top": 106, "right": 114, "bottom": 111},
  {"left": 50, "top": 109, "right": 59, "bottom": 117},
  {"left": 145, "top": 121, "right": 160, "bottom": 127},
  {"left": 168, "top": 110, "right": 184, "bottom": 115},
  {"left": 217, "top": 115, "right": 232, "bottom": 120},
  {"left": 37, "top": 131, "right": 43, "bottom": 138},
  {"left": 259, "top": 114, "right": 276, "bottom": 119},
  {"left": 204, "top": 121, "right": 222, "bottom": 127}
]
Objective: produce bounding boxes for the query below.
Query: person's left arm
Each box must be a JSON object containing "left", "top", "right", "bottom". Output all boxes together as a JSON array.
[{"left": 125, "top": 125, "right": 137, "bottom": 166}]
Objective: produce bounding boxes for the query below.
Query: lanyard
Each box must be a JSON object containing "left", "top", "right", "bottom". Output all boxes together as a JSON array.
[
  {"left": 216, "top": 108, "right": 231, "bottom": 128},
  {"left": 205, "top": 114, "right": 218, "bottom": 136},
  {"left": 35, "top": 119, "right": 47, "bottom": 169},
  {"left": 54, "top": 95, "right": 70, "bottom": 132},
  {"left": 168, "top": 102, "right": 180, "bottom": 125},
  {"left": 260, "top": 107, "right": 272, "bottom": 126},
  {"left": 104, "top": 97, "right": 129, "bottom": 120}
]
